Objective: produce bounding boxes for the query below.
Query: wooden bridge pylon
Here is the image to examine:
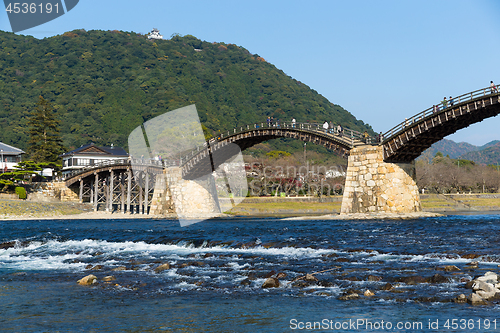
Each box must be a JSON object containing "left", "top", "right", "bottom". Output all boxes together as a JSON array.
[{"left": 68, "top": 162, "right": 162, "bottom": 214}]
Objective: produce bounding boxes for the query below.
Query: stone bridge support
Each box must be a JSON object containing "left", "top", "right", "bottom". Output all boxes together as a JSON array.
[
  {"left": 340, "top": 145, "right": 421, "bottom": 214},
  {"left": 150, "top": 167, "right": 221, "bottom": 218}
]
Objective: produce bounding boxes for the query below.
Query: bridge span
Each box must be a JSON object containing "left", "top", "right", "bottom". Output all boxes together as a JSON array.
[
  {"left": 382, "top": 86, "right": 500, "bottom": 162},
  {"left": 181, "top": 121, "right": 369, "bottom": 179},
  {"left": 60, "top": 84, "right": 499, "bottom": 216}
]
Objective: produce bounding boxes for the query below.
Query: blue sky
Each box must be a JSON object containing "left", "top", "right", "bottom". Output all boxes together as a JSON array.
[{"left": 2, "top": 0, "right": 500, "bottom": 145}]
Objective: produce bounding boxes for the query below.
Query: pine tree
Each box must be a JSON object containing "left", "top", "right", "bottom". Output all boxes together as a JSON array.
[{"left": 27, "top": 96, "right": 65, "bottom": 163}]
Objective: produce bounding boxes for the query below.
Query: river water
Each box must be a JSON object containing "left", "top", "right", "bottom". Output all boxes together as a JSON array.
[{"left": 1, "top": 214, "right": 500, "bottom": 332}]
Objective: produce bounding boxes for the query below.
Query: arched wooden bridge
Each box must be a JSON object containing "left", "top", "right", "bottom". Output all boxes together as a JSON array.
[
  {"left": 62, "top": 84, "right": 499, "bottom": 211},
  {"left": 182, "top": 84, "right": 499, "bottom": 176},
  {"left": 63, "top": 159, "right": 164, "bottom": 213},
  {"left": 181, "top": 122, "right": 368, "bottom": 179},
  {"left": 381, "top": 86, "right": 500, "bottom": 162}
]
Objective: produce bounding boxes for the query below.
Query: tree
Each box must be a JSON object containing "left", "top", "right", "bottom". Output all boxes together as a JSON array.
[
  {"left": 0, "top": 161, "right": 62, "bottom": 191},
  {"left": 202, "top": 124, "right": 213, "bottom": 140},
  {"left": 27, "top": 96, "right": 65, "bottom": 163}
]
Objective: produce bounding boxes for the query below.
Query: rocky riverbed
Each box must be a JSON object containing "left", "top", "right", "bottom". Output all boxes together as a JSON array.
[
  {"left": 67, "top": 253, "right": 500, "bottom": 306},
  {"left": 2, "top": 215, "right": 500, "bottom": 332}
]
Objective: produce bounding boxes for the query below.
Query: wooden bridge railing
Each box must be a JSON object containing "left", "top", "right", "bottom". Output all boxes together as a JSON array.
[
  {"left": 177, "top": 121, "right": 379, "bottom": 166},
  {"left": 382, "top": 85, "right": 500, "bottom": 143},
  {"left": 63, "top": 121, "right": 379, "bottom": 182},
  {"left": 61, "top": 158, "right": 167, "bottom": 182},
  {"left": 215, "top": 121, "right": 366, "bottom": 144}
]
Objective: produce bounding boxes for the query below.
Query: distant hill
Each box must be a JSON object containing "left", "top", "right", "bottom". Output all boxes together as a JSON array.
[
  {"left": 419, "top": 139, "right": 500, "bottom": 165},
  {"left": 418, "top": 139, "right": 478, "bottom": 160},
  {"left": 0, "top": 29, "right": 373, "bottom": 154},
  {"left": 478, "top": 140, "right": 500, "bottom": 150},
  {"left": 460, "top": 142, "right": 500, "bottom": 165}
]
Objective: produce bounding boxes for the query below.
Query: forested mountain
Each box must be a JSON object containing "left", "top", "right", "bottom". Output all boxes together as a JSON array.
[
  {"left": 0, "top": 29, "right": 373, "bottom": 153},
  {"left": 460, "top": 142, "right": 500, "bottom": 165},
  {"left": 419, "top": 139, "right": 500, "bottom": 165},
  {"left": 419, "top": 139, "right": 478, "bottom": 160}
]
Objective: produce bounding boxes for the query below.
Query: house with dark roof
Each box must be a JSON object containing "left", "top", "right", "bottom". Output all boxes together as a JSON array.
[
  {"left": 60, "top": 143, "right": 128, "bottom": 174},
  {"left": 0, "top": 142, "right": 25, "bottom": 172}
]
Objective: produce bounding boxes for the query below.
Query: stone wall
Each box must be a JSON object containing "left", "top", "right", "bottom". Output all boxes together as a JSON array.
[
  {"left": 340, "top": 145, "right": 421, "bottom": 214},
  {"left": 29, "top": 182, "right": 79, "bottom": 202},
  {"left": 149, "top": 171, "right": 172, "bottom": 215},
  {"left": 150, "top": 167, "right": 220, "bottom": 218},
  {"left": 0, "top": 193, "right": 18, "bottom": 200}
]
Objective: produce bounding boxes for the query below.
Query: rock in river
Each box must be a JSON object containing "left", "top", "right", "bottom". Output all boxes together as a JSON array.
[
  {"left": 305, "top": 274, "right": 318, "bottom": 282},
  {"left": 428, "top": 273, "right": 448, "bottom": 284},
  {"left": 436, "top": 265, "right": 460, "bottom": 272},
  {"left": 0, "top": 241, "right": 16, "bottom": 249},
  {"left": 364, "top": 290, "right": 375, "bottom": 297},
  {"left": 154, "top": 263, "right": 171, "bottom": 273},
  {"left": 77, "top": 274, "right": 97, "bottom": 286},
  {"left": 397, "top": 275, "right": 427, "bottom": 285},
  {"left": 338, "top": 293, "right": 360, "bottom": 301},
  {"left": 467, "top": 293, "right": 488, "bottom": 306},
  {"left": 453, "top": 294, "right": 467, "bottom": 304},
  {"left": 463, "top": 271, "right": 500, "bottom": 305},
  {"left": 262, "top": 277, "right": 280, "bottom": 288}
]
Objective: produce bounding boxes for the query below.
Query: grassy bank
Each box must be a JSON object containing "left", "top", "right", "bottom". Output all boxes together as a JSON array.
[
  {"left": 226, "top": 199, "right": 342, "bottom": 216},
  {"left": 420, "top": 194, "right": 459, "bottom": 210},
  {"left": 420, "top": 194, "right": 500, "bottom": 212},
  {"left": 0, "top": 199, "right": 92, "bottom": 219},
  {"left": 229, "top": 194, "right": 500, "bottom": 216}
]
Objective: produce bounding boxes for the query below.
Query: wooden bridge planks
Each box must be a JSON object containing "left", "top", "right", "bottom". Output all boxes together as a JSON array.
[{"left": 383, "top": 94, "right": 500, "bottom": 162}]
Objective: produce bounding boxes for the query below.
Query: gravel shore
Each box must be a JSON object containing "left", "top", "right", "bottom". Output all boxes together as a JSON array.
[
  {"left": 0, "top": 198, "right": 459, "bottom": 221},
  {"left": 283, "top": 211, "right": 443, "bottom": 220}
]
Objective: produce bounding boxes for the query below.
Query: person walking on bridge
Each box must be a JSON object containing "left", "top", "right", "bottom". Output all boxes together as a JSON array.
[
  {"left": 491, "top": 81, "right": 499, "bottom": 94},
  {"left": 322, "top": 121, "right": 329, "bottom": 133},
  {"left": 291, "top": 118, "right": 296, "bottom": 128},
  {"left": 441, "top": 97, "right": 448, "bottom": 110},
  {"left": 363, "top": 131, "right": 369, "bottom": 144},
  {"left": 337, "top": 124, "right": 343, "bottom": 137}
]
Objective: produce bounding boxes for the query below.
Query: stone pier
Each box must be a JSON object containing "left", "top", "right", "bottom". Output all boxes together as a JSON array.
[
  {"left": 340, "top": 145, "right": 421, "bottom": 214},
  {"left": 150, "top": 167, "right": 220, "bottom": 218}
]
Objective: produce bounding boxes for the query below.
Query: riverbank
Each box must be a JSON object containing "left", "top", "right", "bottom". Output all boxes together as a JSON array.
[
  {"left": 1, "top": 194, "right": 500, "bottom": 220},
  {"left": 0, "top": 199, "right": 93, "bottom": 219},
  {"left": 284, "top": 211, "right": 443, "bottom": 220},
  {"left": 227, "top": 194, "right": 500, "bottom": 217},
  {"left": 0, "top": 199, "right": 176, "bottom": 220}
]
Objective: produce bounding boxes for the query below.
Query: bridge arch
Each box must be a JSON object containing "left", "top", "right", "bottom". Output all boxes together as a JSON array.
[
  {"left": 181, "top": 122, "right": 366, "bottom": 179},
  {"left": 382, "top": 86, "right": 500, "bottom": 162},
  {"left": 63, "top": 159, "right": 164, "bottom": 213}
]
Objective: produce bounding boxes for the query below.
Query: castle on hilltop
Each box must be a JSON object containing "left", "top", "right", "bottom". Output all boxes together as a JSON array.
[{"left": 148, "top": 28, "right": 163, "bottom": 40}]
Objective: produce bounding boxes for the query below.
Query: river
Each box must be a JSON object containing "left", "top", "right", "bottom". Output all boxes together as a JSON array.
[{"left": 1, "top": 214, "right": 500, "bottom": 332}]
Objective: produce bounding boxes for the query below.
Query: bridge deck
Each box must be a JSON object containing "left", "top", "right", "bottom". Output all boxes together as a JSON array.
[
  {"left": 382, "top": 87, "right": 500, "bottom": 162},
  {"left": 62, "top": 84, "right": 500, "bottom": 185}
]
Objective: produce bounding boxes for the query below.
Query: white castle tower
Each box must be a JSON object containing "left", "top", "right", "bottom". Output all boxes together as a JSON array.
[{"left": 148, "top": 28, "right": 163, "bottom": 40}]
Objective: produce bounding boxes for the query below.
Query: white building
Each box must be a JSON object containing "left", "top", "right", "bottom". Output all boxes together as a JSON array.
[
  {"left": 60, "top": 143, "right": 128, "bottom": 175},
  {"left": 148, "top": 28, "right": 163, "bottom": 40},
  {"left": 0, "top": 142, "right": 25, "bottom": 172}
]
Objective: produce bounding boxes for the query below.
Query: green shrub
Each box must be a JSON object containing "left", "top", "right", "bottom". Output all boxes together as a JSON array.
[
  {"left": 0, "top": 179, "right": 15, "bottom": 192},
  {"left": 15, "top": 187, "right": 27, "bottom": 200}
]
